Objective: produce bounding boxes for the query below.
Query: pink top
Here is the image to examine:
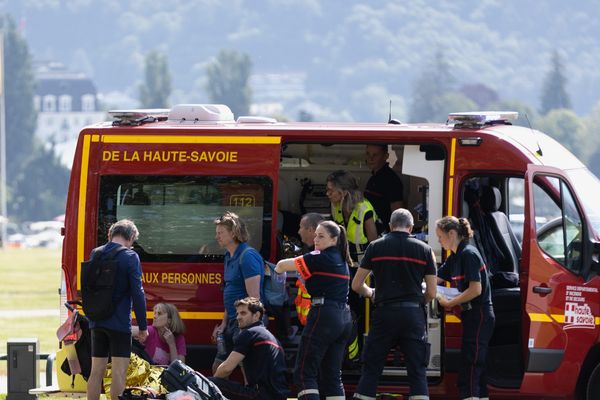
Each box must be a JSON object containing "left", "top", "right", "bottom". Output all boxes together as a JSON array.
[{"left": 144, "top": 325, "right": 187, "bottom": 365}]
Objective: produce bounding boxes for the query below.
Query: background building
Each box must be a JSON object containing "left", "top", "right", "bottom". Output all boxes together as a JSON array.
[{"left": 33, "top": 62, "right": 106, "bottom": 167}]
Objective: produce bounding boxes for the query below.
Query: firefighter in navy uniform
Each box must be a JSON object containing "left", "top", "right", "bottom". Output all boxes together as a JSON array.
[
  {"left": 211, "top": 297, "right": 289, "bottom": 400},
  {"left": 435, "top": 216, "right": 494, "bottom": 400},
  {"left": 352, "top": 209, "right": 437, "bottom": 400},
  {"left": 275, "top": 220, "right": 353, "bottom": 400}
]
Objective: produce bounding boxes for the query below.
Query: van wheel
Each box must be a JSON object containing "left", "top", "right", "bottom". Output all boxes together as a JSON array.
[{"left": 587, "top": 362, "right": 600, "bottom": 399}]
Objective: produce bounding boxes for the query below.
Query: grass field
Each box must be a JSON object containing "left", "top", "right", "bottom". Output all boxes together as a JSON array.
[{"left": 0, "top": 248, "right": 62, "bottom": 389}]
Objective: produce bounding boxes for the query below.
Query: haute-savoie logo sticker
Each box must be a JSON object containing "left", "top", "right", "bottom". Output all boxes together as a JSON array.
[{"left": 563, "top": 285, "right": 598, "bottom": 330}]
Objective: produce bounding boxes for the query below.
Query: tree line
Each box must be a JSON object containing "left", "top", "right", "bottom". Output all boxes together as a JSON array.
[
  {"left": 142, "top": 45, "right": 600, "bottom": 178},
  {"left": 2, "top": 12, "right": 600, "bottom": 223},
  {"left": 407, "top": 49, "right": 600, "bottom": 178},
  {"left": 1, "top": 15, "right": 70, "bottom": 224}
]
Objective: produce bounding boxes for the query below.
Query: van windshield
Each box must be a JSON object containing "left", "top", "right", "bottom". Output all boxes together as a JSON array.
[
  {"left": 97, "top": 175, "right": 273, "bottom": 262},
  {"left": 566, "top": 168, "right": 600, "bottom": 237}
]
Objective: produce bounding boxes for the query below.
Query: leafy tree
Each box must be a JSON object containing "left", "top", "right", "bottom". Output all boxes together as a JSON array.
[
  {"left": 409, "top": 50, "right": 454, "bottom": 122},
  {"left": 1, "top": 15, "right": 37, "bottom": 180},
  {"left": 431, "top": 92, "right": 477, "bottom": 122},
  {"left": 460, "top": 83, "right": 499, "bottom": 109},
  {"left": 270, "top": 113, "right": 289, "bottom": 122},
  {"left": 298, "top": 110, "right": 315, "bottom": 122},
  {"left": 139, "top": 50, "right": 171, "bottom": 108},
  {"left": 205, "top": 50, "right": 252, "bottom": 118},
  {"left": 538, "top": 109, "right": 588, "bottom": 160},
  {"left": 540, "top": 50, "right": 571, "bottom": 115},
  {"left": 10, "top": 143, "right": 70, "bottom": 221},
  {"left": 583, "top": 101, "right": 600, "bottom": 176},
  {"left": 488, "top": 99, "right": 540, "bottom": 128},
  {"left": 0, "top": 14, "right": 70, "bottom": 222}
]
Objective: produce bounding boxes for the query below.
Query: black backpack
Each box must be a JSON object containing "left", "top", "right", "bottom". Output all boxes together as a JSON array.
[
  {"left": 81, "top": 244, "right": 127, "bottom": 320},
  {"left": 161, "top": 359, "right": 227, "bottom": 400}
]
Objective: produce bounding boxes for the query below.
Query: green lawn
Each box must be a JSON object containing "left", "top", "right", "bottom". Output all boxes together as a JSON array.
[
  {"left": 0, "top": 248, "right": 62, "bottom": 389},
  {"left": 0, "top": 248, "right": 62, "bottom": 309}
]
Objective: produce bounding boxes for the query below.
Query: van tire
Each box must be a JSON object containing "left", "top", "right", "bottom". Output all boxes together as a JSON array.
[{"left": 586, "top": 362, "right": 600, "bottom": 399}]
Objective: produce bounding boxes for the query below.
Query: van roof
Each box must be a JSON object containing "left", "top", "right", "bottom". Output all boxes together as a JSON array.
[{"left": 88, "top": 113, "right": 585, "bottom": 171}]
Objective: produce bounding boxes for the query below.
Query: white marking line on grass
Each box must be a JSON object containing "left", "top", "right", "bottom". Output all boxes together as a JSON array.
[{"left": 0, "top": 309, "right": 59, "bottom": 318}]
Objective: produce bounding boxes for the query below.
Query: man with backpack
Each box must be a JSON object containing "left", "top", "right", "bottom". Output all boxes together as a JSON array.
[{"left": 84, "top": 219, "right": 148, "bottom": 400}]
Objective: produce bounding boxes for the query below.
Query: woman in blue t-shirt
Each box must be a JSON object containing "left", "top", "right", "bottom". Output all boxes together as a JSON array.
[
  {"left": 435, "top": 216, "right": 495, "bottom": 400},
  {"left": 211, "top": 212, "right": 264, "bottom": 373},
  {"left": 276, "top": 221, "right": 353, "bottom": 400}
]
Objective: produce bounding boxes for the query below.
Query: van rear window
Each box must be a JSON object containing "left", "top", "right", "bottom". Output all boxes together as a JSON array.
[{"left": 97, "top": 176, "right": 273, "bottom": 262}]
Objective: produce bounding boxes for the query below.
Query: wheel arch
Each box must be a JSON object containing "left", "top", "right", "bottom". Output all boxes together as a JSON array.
[{"left": 576, "top": 342, "right": 600, "bottom": 399}]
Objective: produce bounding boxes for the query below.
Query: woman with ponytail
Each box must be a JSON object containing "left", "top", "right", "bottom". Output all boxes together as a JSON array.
[
  {"left": 275, "top": 221, "right": 353, "bottom": 400},
  {"left": 435, "top": 216, "right": 495, "bottom": 400}
]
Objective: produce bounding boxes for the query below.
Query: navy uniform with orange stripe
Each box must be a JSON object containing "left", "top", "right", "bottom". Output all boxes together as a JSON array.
[
  {"left": 438, "top": 240, "right": 494, "bottom": 400},
  {"left": 211, "top": 320, "right": 289, "bottom": 400},
  {"left": 294, "top": 247, "right": 353, "bottom": 400},
  {"left": 354, "top": 231, "right": 436, "bottom": 400}
]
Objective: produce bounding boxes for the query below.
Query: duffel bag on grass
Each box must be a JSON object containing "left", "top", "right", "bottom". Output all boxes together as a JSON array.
[{"left": 161, "top": 360, "right": 226, "bottom": 400}]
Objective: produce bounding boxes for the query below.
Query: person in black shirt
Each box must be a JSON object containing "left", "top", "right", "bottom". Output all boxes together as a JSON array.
[
  {"left": 352, "top": 208, "right": 437, "bottom": 400},
  {"left": 276, "top": 221, "right": 353, "bottom": 400},
  {"left": 364, "top": 144, "right": 404, "bottom": 234},
  {"left": 435, "top": 216, "right": 494, "bottom": 400},
  {"left": 211, "top": 297, "right": 289, "bottom": 400}
]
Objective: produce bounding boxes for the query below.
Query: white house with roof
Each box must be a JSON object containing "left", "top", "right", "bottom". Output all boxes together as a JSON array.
[{"left": 33, "top": 62, "right": 106, "bottom": 167}]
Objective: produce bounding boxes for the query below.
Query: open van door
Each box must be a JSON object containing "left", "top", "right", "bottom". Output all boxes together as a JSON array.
[{"left": 520, "top": 165, "right": 600, "bottom": 395}]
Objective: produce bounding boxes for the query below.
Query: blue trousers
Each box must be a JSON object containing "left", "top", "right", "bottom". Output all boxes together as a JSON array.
[
  {"left": 295, "top": 301, "right": 352, "bottom": 400},
  {"left": 458, "top": 306, "right": 495, "bottom": 399},
  {"left": 355, "top": 305, "right": 430, "bottom": 398}
]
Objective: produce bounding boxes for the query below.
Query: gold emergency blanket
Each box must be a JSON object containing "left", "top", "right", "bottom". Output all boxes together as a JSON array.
[{"left": 103, "top": 353, "right": 166, "bottom": 397}]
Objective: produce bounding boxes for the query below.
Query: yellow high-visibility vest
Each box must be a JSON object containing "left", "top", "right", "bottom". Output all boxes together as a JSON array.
[{"left": 331, "top": 199, "right": 376, "bottom": 246}]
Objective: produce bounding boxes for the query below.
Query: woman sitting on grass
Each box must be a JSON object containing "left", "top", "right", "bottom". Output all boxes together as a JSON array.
[{"left": 133, "top": 302, "right": 186, "bottom": 364}]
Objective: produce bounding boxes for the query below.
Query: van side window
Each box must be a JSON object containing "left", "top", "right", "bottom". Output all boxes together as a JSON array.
[
  {"left": 507, "top": 177, "right": 525, "bottom": 244},
  {"left": 461, "top": 176, "right": 522, "bottom": 276},
  {"left": 533, "top": 175, "right": 583, "bottom": 274},
  {"left": 97, "top": 175, "right": 273, "bottom": 262}
]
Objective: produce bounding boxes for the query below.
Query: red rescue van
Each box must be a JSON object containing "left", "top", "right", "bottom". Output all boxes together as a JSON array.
[{"left": 59, "top": 105, "right": 600, "bottom": 399}]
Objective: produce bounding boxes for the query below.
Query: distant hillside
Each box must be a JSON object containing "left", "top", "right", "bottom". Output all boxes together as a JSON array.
[{"left": 4, "top": 0, "right": 600, "bottom": 121}]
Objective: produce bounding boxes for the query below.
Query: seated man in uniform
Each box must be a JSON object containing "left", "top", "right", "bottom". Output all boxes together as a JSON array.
[{"left": 210, "top": 297, "right": 289, "bottom": 400}]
